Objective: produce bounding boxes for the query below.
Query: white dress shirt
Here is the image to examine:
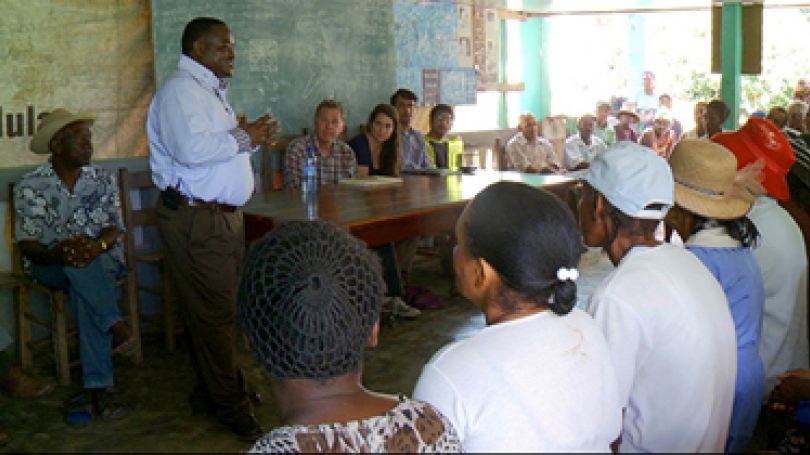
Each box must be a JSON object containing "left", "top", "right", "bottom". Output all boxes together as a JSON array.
[
  {"left": 504, "top": 134, "right": 560, "bottom": 171},
  {"left": 147, "top": 55, "right": 256, "bottom": 206},
  {"left": 564, "top": 134, "right": 606, "bottom": 169}
]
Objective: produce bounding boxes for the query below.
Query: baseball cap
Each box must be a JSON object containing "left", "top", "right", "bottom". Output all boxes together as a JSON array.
[{"left": 583, "top": 142, "right": 674, "bottom": 220}]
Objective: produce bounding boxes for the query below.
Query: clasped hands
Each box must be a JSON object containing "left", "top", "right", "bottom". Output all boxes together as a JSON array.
[
  {"left": 55, "top": 234, "right": 104, "bottom": 268},
  {"left": 240, "top": 112, "right": 282, "bottom": 148}
]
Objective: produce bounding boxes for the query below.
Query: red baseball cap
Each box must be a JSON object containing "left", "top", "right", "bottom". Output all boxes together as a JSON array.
[{"left": 710, "top": 117, "right": 796, "bottom": 200}]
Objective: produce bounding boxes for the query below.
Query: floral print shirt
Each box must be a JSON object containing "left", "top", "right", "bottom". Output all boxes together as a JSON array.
[
  {"left": 248, "top": 396, "right": 462, "bottom": 453},
  {"left": 13, "top": 162, "right": 126, "bottom": 272}
]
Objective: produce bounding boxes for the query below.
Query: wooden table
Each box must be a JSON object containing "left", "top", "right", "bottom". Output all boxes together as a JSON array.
[{"left": 243, "top": 170, "right": 580, "bottom": 246}]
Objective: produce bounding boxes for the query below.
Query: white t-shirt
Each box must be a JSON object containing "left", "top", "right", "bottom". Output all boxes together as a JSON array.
[
  {"left": 413, "top": 309, "right": 622, "bottom": 452},
  {"left": 586, "top": 244, "right": 737, "bottom": 453},
  {"left": 748, "top": 195, "right": 810, "bottom": 395}
]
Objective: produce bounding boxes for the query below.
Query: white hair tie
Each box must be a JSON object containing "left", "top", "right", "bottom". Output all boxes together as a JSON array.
[{"left": 557, "top": 267, "right": 579, "bottom": 282}]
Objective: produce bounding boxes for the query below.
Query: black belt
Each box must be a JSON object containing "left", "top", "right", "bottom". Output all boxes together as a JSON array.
[{"left": 162, "top": 190, "right": 237, "bottom": 213}]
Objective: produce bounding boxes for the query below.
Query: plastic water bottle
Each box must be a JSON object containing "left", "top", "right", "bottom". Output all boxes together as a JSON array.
[{"left": 303, "top": 145, "right": 317, "bottom": 194}]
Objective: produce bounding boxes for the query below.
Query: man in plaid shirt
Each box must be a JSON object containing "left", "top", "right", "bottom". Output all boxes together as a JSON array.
[{"left": 284, "top": 99, "right": 358, "bottom": 188}]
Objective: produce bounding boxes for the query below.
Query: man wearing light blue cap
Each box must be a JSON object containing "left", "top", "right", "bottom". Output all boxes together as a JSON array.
[{"left": 578, "top": 141, "right": 738, "bottom": 452}]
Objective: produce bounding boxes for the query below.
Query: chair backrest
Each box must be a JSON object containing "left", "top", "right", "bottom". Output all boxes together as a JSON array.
[
  {"left": 263, "top": 135, "right": 298, "bottom": 190},
  {"left": 118, "top": 168, "right": 160, "bottom": 266},
  {"left": 6, "top": 182, "right": 22, "bottom": 275}
]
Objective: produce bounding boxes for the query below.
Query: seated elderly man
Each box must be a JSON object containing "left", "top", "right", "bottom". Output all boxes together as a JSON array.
[
  {"left": 13, "top": 109, "right": 134, "bottom": 425},
  {"left": 284, "top": 99, "right": 357, "bottom": 188},
  {"left": 504, "top": 112, "right": 562, "bottom": 173},
  {"left": 564, "top": 114, "right": 607, "bottom": 170}
]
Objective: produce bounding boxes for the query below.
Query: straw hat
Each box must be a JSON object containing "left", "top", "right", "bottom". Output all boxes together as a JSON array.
[
  {"left": 654, "top": 108, "right": 672, "bottom": 122},
  {"left": 30, "top": 109, "right": 96, "bottom": 155},
  {"left": 615, "top": 103, "right": 640, "bottom": 121},
  {"left": 669, "top": 139, "right": 752, "bottom": 220},
  {"left": 710, "top": 117, "right": 795, "bottom": 200}
]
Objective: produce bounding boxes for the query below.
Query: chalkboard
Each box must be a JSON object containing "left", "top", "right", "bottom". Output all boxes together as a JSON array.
[{"left": 151, "top": 0, "right": 396, "bottom": 135}]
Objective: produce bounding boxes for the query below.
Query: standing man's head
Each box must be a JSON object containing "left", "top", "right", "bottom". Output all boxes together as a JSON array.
[
  {"left": 182, "top": 17, "right": 234, "bottom": 79},
  {"left": 428, "top": 104, "right": 454, "bottom": 139},
  {"left": 390, "top": 88, "right": 418, "bottom": 130},
  {"left": 30, "top": 109, "right": 97, "bottom": 169},
  {"left": 765, "top": 106, "right": 788, "bottom": 130},
  {"left": 577, "top": 114, "right": 597, "bottom": 140},
  {"left": 579, "top": 142, "right": 673, "bottom": 264},
  {"left": 517, "top": 112, "right": 539, "bottom": 143},
  {"left": 786, "top": 101, "right": 809, "bottom": 133},
  {"left": 704, "top": 99, "right": 730, "bottom": 137},
  {"left": 314, "top": 99, "right": 346, "bottom": 147},
  {"left": 595, "top": 101, "right": 611, "bottom": 125},
  {"left": 659, "top": 93, "right": 673, "bottom": 110},
  {"left": 642, "top": 71, "right": 655, "bottom": 95}
]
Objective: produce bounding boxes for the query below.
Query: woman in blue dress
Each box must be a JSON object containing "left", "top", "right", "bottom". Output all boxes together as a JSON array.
[{"left": 666, "top": 139, "right": 765, "bottom": 453}]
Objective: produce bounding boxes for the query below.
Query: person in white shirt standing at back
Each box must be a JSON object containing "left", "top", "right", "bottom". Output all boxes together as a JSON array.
[
  {"left": 504, "top": 112, "right": 563, "bottom": 173},
  {"left": 578, "top": 142, "right": 737, "bottom": 452}
]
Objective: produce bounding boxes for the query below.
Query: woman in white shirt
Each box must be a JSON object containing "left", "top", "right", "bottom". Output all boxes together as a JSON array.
[{"left": 413, "top": 181, "right": 622, "bottom": 452}]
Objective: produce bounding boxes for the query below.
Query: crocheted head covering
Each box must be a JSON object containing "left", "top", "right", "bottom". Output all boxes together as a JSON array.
[{"left": 238, "top": 220, "right": 384, "bottom": 379}]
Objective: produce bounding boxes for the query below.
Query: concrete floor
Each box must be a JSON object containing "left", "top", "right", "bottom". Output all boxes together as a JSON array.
[{"left": 0, "top": 248, "right": 774, "bottom": 452}]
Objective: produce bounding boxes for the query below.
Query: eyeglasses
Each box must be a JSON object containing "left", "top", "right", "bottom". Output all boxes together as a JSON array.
[{"left": 436, "top": 115, "right": 454, "bottom": 122}]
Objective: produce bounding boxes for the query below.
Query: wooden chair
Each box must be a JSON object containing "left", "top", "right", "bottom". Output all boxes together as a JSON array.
[
  {"left": 118, "top": 168, "right": 180, "bottom": 354},
  {"left": 10, "top": 181, "right": 143, "bottom": 386}
]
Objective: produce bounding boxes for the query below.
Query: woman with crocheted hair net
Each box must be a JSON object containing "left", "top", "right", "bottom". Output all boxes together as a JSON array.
[
  {"left": 413, "top": 181, "right": 622, "bottom": 452},
  {"left": 238, "top": 220, "right": 461, "bottom": 453}
]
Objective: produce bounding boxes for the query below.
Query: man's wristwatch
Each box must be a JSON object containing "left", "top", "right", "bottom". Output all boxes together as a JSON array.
[{"left": 99, "top": 239, "right": 108, "bottom": 251}]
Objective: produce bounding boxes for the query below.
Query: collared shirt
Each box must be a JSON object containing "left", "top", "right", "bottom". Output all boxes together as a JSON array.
[
  {"left": 504, "top": 134, "right": 561, "bottom": 171},
  {"left": 147, "top": 55, "right": 255, "bottom": 207},
  {"left": 594, "top": 123, "right": 617, "bottom": 146},
  {"left": 13, "top": 163, "right": 126, "bottom": 272},
  {"left": 283, "top": 135, "right": 357, "bottom": 189},
  {"left": 564, "top": 135, "right": 607, "bottom": 169},
  {"left": 399, "top": 128, "right": 434, "bottom": 170}
]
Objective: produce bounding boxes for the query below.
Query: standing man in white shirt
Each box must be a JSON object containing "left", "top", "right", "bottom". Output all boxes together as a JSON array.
[
  {"left": 504, "top": 112, "right": 562, "bottom": 173},
  {"left": 564, "top": 114, "right": 606, "bottom": 170},
  {"left": 579, "top": 142, "right": 737, "bottom": 452},
  {"left": 146, "top": 16, "right": 278, "bottom": 442}
]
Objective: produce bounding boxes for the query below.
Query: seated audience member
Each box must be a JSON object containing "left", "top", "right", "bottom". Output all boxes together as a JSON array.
[
  {"left": 391, "top": 88, "right": 433, "bottom": 171},
  {"left": 13, "top": 109, "right": 135, "bottom": 425},
  {"left": 658, "top": 93, "right": 683, "bottom": 140},
  {"left": 539, "top": 114, "right": 570, "bottom": 163},
  {"left": 613, "top": 104, "right": 640, "bottom": 143},
  {"left": 681, "top": 101, "right": 708, "bottom": 140},
  {"left": 712, "top": 118, "right": 809, "bottom": 397},
  {"left": 638, "top": 108, "right": 676, "bottom": 159},
  {"left": 666, "top": 139, "right": 765, "bottom": 453},
  {"left": 782, "top": 102, "right": 810, "bottom": 213},
  {"left": 703, "top": 98, "right": 731, "bottom": 138},
  {"left": 239, "top": 220, "right": 461, "bottom": 453},
  {"left": 563, "top": 114, "right": 606, "bottom": 170},
  {"left": 504, "top": 112, "right": 562, "bottom": 173},
  {"left": 347, "top": 104, "right": 421, "bottom": 318},
  {"left": 766, "top": 106, "right": 788, "bottom": 130},
  {"left": 580, "top": 142, "right": 737, "bottom": 452},
  {"left": 348, "top": 104, "right": 401, "bottom": 177},
  {"left": 0, "top": 325, "right": 55, "bottom": 445},
  {"left": 593, "top": 101, "right": 617, "bottom": 146},
  {"left": 424, "top": 104, "right": 462, "bottom": 169},
  {"left": 284, "top": 99, "right": 357, "bottom": 188},
  {"left": 414, "top": 182, "right": 622, "bottom": 452}
]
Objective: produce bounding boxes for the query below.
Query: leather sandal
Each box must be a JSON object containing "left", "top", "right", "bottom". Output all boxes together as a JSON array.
[
  {"left": 94, "top": 387, "right": 127, "bottom": 421},
  {"left": 0, "top": 366, "right": 55, "bottom": 399}
]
